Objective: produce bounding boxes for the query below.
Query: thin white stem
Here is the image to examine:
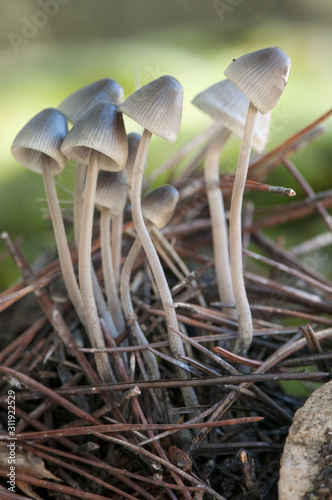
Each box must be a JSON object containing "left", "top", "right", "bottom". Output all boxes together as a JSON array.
[
  {"left": 120, "top": 229, "right": 160, "bottom": 380},
  {"left": 79, "top": 152, "right": 112, "bottom": 383},
  {"left": 204, "top": 127, "right": 237, "bottom": 318},
  {"left": 42, "top": 164, "right": 84, "bottom": 323},
  {"left": 91, "top": 268, "right": 121, "bottom": 342},
  {"left": 100, "top": 207, "right": 125, "bottom": 333},
  {"left": 73, "top": 163, "right": 87, "bottom": 247},
  {"left": 229, "top": 102, "right": 258, "bottom": 355},
  {"left": 111, "top": 212, "right": 123, "bottom": 286},
  {"left": 131, "top": 129, "right": 198, "bottom": 407},
  {"left": 74, "top": 164, "right": 120, "bottom": 341}
]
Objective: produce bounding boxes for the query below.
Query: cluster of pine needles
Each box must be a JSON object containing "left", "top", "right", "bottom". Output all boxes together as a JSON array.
[{"left": 0, "top": 107, "right": 332, "bottom": 500}]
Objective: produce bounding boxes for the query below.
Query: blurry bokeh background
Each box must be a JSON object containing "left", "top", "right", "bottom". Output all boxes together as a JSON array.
[{"left": 1, "top": 0, "right": 332, "bottom": 288}]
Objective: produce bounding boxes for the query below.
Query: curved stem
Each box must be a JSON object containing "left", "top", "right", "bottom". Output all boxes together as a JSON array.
[
  {"left": 120, "top": 229, "right": 160, "bottom": 380},
  {"left": 111, "top": 212, "right": 124, "bottom": 286},
  {"left": 131, "top": 129, "right": 198, "bottom": 407},
  {"left": 100, "top": 207, "right": 125, "bottom": 333},
  {"left": 42, "top": 164, "right": 84, "bottom": 324},
  {"left": 79, "top": 152, "right": 112, "bottom": 383},
  {"left": 204, "top": 127, "right": 237, "bottom": 318},
  {"left": 229, "top": 102, "right": 258, "bottom": 355}
]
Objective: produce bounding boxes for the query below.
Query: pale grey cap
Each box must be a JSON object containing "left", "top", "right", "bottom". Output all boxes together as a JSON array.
[
  {"left": 58, "top": 78, "right": 124, "bottom": 123},
  {"left": 192, "top": 79, "right": 271, "bottom": 153},
  {"left": 224, "top": 47, "right": 291, "bottom": 114},
  {"left": 11, "top": 108, "right": 68, "bottom": 175},
  {"left": 118, "top": 76, "right": 183, "bottom": 143},
  {"left": 141, "top": 185, "right": 179, "bottom": 228},
  {"left": 61, "top": 100, "right": 128, "bottom": 172},
  {"left": 95, "top": 170, "right": 127, "bottom": 215}
]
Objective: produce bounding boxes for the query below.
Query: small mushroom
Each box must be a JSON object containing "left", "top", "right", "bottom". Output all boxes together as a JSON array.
[
  {"left": 58, "top": 78, "right": 124, "bottom": 247},
  {"left": 58, "top": 78, "right": 124, "bottom": 123},
  {"left": 193, "top": 80, "right": 270, "bottom": 319},
  {"left": 61, "top": 100, "right": 128, "bottom": 382},
  {"left": 119, "top": 76, "right": 198, "bottom": 407},
  {"left": 95, "top": 170, "right": 127, "bottom": 333},
  {"left": 11, "top": 108, "right": 85, "bottom": 324},
  {"left": 224, "top": 46, "right": 291, "bottom": 354}
]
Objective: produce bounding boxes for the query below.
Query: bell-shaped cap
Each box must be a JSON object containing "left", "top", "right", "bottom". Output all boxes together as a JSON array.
[
  {"left": 192, "top": 80, "right": 270, "bottom": 153},
  {"left": 61, "top": 101, "right": 128, "bottom": 172},
  {"left": 125, "top": 132, "right": 141, "bottom": 185},
  {"left": 95, "top": 170, "right": 127, "bottom": 215},
  {"left": 58, "top": 79, "right": 124, "bottom": 123},
  {"left": 141, "top": 184, "right": 179, "bottom": 229},
  {"left": 118, "top": 75, "right": 183, "bottom": 143},
  {"left": 11, "top": 108, "right": 67, "bottom": 175},
  {"left": 224, "top": 47, "right": 291, "bottom": 115}
]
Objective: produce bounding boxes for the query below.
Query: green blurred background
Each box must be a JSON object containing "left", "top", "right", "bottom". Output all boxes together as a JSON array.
[{"left": 0, "top": 0, "right": 332, "bottom": 289}]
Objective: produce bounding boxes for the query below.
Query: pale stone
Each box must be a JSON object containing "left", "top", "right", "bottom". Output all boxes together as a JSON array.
[{"left": 278, "top": 380, "right": 332, "bottom": 499}]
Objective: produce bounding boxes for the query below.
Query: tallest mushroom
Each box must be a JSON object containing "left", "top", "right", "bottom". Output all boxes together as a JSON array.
[
  {"left": 224, "top": 47, "right": 291, "bottom": 355},
  {"left": 119, "top": 76, "right": 198, "bottom": 407}
]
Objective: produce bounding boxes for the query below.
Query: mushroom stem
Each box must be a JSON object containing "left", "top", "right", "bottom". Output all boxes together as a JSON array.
[
  {"left": 73, "top": 163, "right": 87, "bottom": 247},
  {"left": 78, "top": 151, "right": 113, "bottom": 382},
  {"left": 229, "top": 102, "right": 258, "bottom": 355},
  {"left": 131, "top": 129, "right": 198, "bottom": 407},
  {"left": 74, "top": 166, "right": 121, "bottom": 341},
  {"left": 204, "top": 126, "right": 237, "bottom": 318},
  {"left": 91, "top": 269, "right": 121, "bottom": 343},
  {"left": 41, "top": 162, "right": 85, "bottom": 323},
  {"left": 120, "top": 226, "right": 160, "bottom": 380},
  {"left": 111, "top": 212, "right": 124, "bottom": 286},
  {"left": 100, "top": 206, "right": 125, "bottom": 333}
]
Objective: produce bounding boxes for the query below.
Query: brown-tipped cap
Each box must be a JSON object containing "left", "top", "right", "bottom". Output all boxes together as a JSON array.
[
  {"left": 141, "top": 184, "right": 179, "bottom": 228},
  {"left": 61, "top": 101, "right": 128, "bottom": 172},
  {"left": 11, "top": 108, "right": 67, "bottom": 175},
  {"left": 118, "top": 76, "right": 183, "bottom": 143},
  {"left": 224, "top": 47, "right": 291, "bottom": 114},
  {"left": 50, "top": 279, "right": 69, "bottom": 303},
  {"left": 125, "top": 132, "right": 141, "bottom": 185},
  {"left": 95, "top": 170, "right": 127, "bottom": 214},
  {"left": 58, "top": 79, "right": 124, "bottom": 123},
  {"left": 192, "top": 79, "right": 270, "bottom": 153}
]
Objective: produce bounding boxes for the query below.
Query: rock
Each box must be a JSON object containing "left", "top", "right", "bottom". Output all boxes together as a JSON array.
[{"left": 278, "top": 380, "right": 332, "bottom": 499}]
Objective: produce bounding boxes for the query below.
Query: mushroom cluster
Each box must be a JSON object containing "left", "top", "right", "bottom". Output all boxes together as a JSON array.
[{"left": 11, "top": 47, "right": 292, "bottom": 404}]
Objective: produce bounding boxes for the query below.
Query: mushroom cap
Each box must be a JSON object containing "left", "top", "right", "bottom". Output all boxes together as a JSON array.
[
  {"left": 50, "top": 279, "right": 69, "bottom": 303},
  {"left": 125, "top": 132, "right": 141, "bottom": 185},
  {"left": 58, "top": 79, "right": 124, "bottom": 123},
  {"left": 141, "top": 184, "right": 179, "bottom": 228},
  {"left": 192, "top": 79, "right": 270, "bottom": 153},
  {"left": 11, "top": 108, "right": 68, "bottom": 175},
  {"left": 118, "top": 75, "right": 183, "bottom": 143},
  {"left": 95, "top": 170, "right": 127, "bottom": 214},
  {"left": 224, "top": 47, "right": 291, "bottom": 115},
  {"left": 61, "top": 100, "right": 128, "bottom": 172}
]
